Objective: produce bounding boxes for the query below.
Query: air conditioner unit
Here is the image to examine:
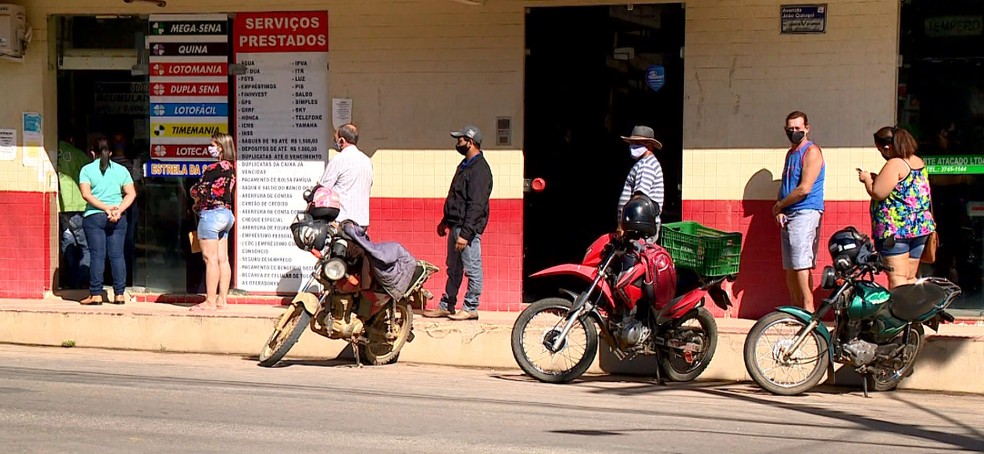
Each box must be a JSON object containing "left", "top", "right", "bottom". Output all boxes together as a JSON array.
[{"left": 0, "top": 4, "right": 27, "bottom": 60}]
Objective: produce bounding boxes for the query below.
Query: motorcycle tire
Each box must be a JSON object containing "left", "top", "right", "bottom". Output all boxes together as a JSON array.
[
  {"left": 744, "top": 311, "right": 830, "bottom": 396},
  {"left": 258, "top": 303, "right": 311, "bottom": 367},
  {"left": 659, "top": 307, "right": 718, "bottom": 382},
  {"left": 359, "top": 301, "right": 413, "bottom": 366},
  {"left": 865, "top": 324, "right": 924, "bottom": 392},
  {"left": 511, "top": 297, "right": 598, "bottom": 384}
]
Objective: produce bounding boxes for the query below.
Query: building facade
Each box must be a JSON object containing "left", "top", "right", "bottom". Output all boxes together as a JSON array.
[{"left": 0, "top": 0, "right": 980, "bottom": 318}]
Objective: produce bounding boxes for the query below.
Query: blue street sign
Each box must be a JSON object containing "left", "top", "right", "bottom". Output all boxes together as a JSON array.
[{"left": 151, "top": 103, "right": 229, "bottom": 117}]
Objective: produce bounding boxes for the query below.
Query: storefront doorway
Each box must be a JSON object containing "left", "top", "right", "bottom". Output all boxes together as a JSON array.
[
  {"left": 522, "top": 4, "right": 685, "bottom": 301},
  {"left": 899, "top": 0, "right": 984, "bottom": 311},
  {"left": 55, "top": 15, "right": 209, "bottom": 294}
]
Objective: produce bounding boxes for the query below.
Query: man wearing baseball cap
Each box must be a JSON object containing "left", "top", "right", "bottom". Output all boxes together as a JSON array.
[
  {"left": 618, "top": 125, "right": 665, "bottom": 232},
  {"left": 424, "top": 125, "right": 494, "bottom": 321}
]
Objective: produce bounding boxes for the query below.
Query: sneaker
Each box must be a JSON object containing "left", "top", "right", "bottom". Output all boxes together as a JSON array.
[
  {"left": 422, "top": 308, "right": 452, "bottom": 318},
  {"left": 448, "top": 310, "right": 478, "bottom": 321}
]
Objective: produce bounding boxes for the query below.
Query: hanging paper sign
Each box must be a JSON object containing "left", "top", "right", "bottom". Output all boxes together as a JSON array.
[
  {"left": 234, "top": 11, "right": 330, "bottom": 293},
  {"left": 646, "top": 65, "right": 665, "bottom": 93}
]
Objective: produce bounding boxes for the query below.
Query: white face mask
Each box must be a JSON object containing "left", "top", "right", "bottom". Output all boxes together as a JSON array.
[
  {"left": 630, "top": 145, "right": 648, "bottom": 159},
  {"left": 207, "top": 145, "right": 221, "bottom": 158}
]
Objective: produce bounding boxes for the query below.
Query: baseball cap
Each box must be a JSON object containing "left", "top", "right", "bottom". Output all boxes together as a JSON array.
[{"left": 450, "top": 125, "right": 483, "bottom": 145}]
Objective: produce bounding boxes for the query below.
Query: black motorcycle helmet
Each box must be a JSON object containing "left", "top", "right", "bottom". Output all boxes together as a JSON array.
[
  {"left": 828, "top": 226, "right": 866, "bottom": 271},
  {"left": 290, "top": 212, "right": 331, "bottom": 251},
  {"left": 619, "top": 193, "right": 660, "bottom": 238}
]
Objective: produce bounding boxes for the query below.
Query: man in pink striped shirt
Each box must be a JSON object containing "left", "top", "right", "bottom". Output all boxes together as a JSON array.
[{"left": 319, "top": 123, "right": 373, "bottom": 228}]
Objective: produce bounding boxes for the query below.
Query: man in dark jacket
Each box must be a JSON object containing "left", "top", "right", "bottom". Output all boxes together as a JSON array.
[{"left": 423, "top": 125, "right": 493, "bottom": 321}]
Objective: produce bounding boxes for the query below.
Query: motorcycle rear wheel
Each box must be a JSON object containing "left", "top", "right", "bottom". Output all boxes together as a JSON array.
[
  {"left": 258, "top": 303, "right": 311, "bottom": 367},
  {"left": 511, "top": 297, "right": 599, "bottom": 384},
  {"left": 866, "top": 324, "right": 924, "bottom": 392},
  {"left": 659, "top": 307, "right": 718, "bottom": 382},
  {"left": 359, "top": 301, "right": 413, "bottom": 366},
  {"left": 744, "top": 311, "right": 830, "bottom": 395}
]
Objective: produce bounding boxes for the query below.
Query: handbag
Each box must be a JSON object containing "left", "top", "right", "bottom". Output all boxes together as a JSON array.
[
  {"left": 921, "top": 231, "right": 938, "bottom": 264},
  {"left": 920, "top": 197, "right": 938, "bottom": 264},
  {"left": 188, "top": 231, "right": 202, "bottom": 254}
]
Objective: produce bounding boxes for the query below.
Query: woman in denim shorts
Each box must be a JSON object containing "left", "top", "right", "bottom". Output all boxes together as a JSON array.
[
  {"left": 858, "top": 126, "right": 936, "bottom": 289},
  {"left": 189, "top": 133, "right": 237, "bottom": 311}
]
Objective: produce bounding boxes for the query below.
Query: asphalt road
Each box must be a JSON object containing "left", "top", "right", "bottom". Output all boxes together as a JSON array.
[{"left": 0, "top": 344, "right": 981, "bottom": 453}]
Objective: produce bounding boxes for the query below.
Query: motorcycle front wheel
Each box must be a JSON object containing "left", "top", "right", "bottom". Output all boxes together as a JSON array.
[
  {"left": 360, "top": 301, "right": 413, "bottom": 365},
  {"left": 866, "top": 324, "right": 924, "bottom": 392},
  {"left": 659, "top": 307, "right": 718, "bottom": 382},
  {"left": 258, "top": 303, "right": 311, "bottom": 367},
  {"left": 511, "top": 297, "right": 598, "bottom": 384},
  {"left": 744, "top": 311, "right": 830, "bottom": 395}
]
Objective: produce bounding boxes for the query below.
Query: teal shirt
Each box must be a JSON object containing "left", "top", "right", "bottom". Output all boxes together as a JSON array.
[{"left": 79, "top": 160, "right": 134, "bottom": 217}]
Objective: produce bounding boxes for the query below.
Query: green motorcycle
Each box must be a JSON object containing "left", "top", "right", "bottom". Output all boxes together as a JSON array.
[{"left": 744, "top": 227, "right": 961, "bottom": 396}]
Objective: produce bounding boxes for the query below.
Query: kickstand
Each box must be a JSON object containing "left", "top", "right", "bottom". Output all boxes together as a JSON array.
[
  {"left": 653, "top": 351, "right": 666, "bottom": 386},
  {"left": 352, "top": 339, "right": 363, "bottom": 368},
  {"left": 861, "top": 375, "right": 869, "bottom": 398}
]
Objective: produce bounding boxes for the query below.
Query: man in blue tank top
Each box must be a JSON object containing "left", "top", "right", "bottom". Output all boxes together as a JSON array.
[{"left": 773, "top": 111, "right": 825, "bottom": 312}]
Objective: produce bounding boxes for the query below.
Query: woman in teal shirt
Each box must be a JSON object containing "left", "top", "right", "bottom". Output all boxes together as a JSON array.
[{"left": 78, "top": 138, "right": 136, "bottom": 305}]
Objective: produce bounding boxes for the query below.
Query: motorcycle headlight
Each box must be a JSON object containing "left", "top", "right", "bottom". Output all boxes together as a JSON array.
[{"left": 321, "top": 258, "right": 347, "bottom": 281}]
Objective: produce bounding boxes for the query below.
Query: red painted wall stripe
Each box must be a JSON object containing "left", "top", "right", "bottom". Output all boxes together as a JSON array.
[
  {"left": 370, "top": 198, "right": 524, "bottom": 312},
  {"left": 0, "top": 191, "right": 53, "bottom": 298},
  {"left": 683, "top": 199, "right": 886, "bottom": 320}
]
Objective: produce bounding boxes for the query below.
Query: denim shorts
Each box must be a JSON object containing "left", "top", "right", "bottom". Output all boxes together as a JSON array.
[
  {"left": 877, "top": 235, "right": 929, "bottom": 259},
  {"left": 198, "top": 207, "right": 235, "bottom": 240}
]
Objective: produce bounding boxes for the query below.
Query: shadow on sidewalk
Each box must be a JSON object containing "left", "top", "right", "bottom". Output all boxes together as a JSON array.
[{"left": 240, "top": 344, "right": 360, "bottom": 369}]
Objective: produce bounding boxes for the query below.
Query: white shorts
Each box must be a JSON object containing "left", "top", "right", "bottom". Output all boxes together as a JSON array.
[{"left": 781, "top": 209, "right": 822, "bottom": 271}]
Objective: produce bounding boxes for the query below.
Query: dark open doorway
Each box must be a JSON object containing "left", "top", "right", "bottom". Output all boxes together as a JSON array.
[{"left": 522, "top": 4, "right": 685, "bottom": 301}]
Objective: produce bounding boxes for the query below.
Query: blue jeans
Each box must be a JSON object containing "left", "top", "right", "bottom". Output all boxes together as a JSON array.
[
  {"left": 441, "top": 227, "right": 483, "bottom": 312},
  {"left": 83, "top": 212, "right": 128, "bottom": 296},
  {"left": 59, "top": 212, "right": 90, "bottom": 289}
]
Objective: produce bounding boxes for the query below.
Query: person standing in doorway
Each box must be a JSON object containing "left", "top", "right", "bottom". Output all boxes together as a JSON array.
[
  {"left": 858, "top": 126, "right": 935, "bottom": 288},
  {"left": 774, "top": 111, "right": 825, "bottom": 312},
  {"left": 319, "top": 123, "right": 373, "bottom": 228},
  {"left": 57, "top": 131, "right": 90, "bottom": 290},
  {"left": 78, "top": 137, "right": 136, "bottom": 305},
  {"left": 189, "top": 133, "right": 237, "bottom": 311},
  {"left": 617, "top": 125, "right": 665, "bottom": 238},
  {"left": 423, "top": 125, "right": 494, "bottom": 321}
]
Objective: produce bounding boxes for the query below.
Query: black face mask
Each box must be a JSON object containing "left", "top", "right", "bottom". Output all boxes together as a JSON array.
[
  {"left": 786, "top": 130, "right": 805, "bottom": 144},
  {"left": 455, "top": 144, "right": 470, "bottom": 156}
]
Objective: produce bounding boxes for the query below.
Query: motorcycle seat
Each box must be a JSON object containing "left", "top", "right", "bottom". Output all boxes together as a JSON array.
[{"left": 889, "top": 283, "right": 946, "bottom": 321}]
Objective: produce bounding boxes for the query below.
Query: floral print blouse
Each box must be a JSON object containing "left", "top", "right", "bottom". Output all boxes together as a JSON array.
[
  {"left": 190, "top": 160, "right": 235, "bottom": 213},
  {"left": 870, "top": 164, "right": 936, "bottom": 240}
]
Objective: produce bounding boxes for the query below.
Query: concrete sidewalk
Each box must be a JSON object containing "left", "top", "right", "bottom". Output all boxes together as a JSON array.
[{"left": 2, "top": 294, "right": 983, "bottom": 394}]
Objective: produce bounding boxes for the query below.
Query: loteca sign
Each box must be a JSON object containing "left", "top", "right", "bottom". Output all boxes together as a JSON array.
[{"left": 781, "top": 4, "right": 826, "bottom": 34}]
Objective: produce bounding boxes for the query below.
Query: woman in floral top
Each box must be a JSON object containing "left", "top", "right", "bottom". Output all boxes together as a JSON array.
[
  {"left": 189, "top": 132, "right": 237, "bottom": 311},
  {"left": 857, "top": 126, "right": 936, "bottom": 288}
]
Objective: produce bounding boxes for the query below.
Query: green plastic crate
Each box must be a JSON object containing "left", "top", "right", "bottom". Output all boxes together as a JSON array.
[{"left": 659, "top": 221, "right": 742, "bottom": 277}]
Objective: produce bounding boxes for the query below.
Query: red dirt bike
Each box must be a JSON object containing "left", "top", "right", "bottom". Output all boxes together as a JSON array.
[{"left": 511, "top": 232, "right": 735, "bottom": 383}]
